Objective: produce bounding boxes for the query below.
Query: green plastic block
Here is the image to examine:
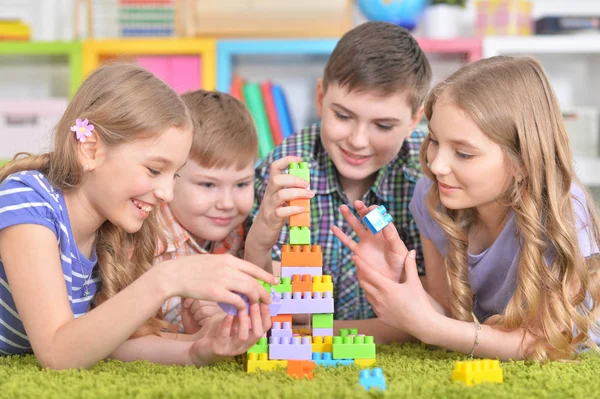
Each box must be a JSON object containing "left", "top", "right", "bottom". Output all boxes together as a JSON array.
[
  {"left": 247, "top": 337, "right": 268, "bottom": 354},
  {"left": 312, "top": 314, "right": 334, "bottom": 329},
  {"left": 339, "top": 328, "right": 359, "bottom": 337},
  {"left": 332, "top": 336, "right": 376, "bottom": 359},
  {"left": 289, "top": 161, "right": 310, "bottom": 184},
  {"left": 272, "top": 277, "right": 292, "bottom": 294},
  {"left": 290, "top": 226, "right": 311, "bottom": 245}
]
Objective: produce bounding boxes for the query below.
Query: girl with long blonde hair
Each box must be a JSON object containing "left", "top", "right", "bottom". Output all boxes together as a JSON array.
[
  {"left": 0, "top": 63, "right": 277, "bottom": 369},
  {"left": 333, "top": 56, "right": 600, "bottom": 361}
]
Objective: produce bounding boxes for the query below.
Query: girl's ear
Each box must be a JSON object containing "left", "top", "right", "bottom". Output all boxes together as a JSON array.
[{"left": 76, "top": 131, "right": 104, "bottom": 171}]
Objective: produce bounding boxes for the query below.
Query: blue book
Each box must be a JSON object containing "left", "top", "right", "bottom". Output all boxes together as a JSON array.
[{"left": 271, "top": 84, "right": 294, "bottom": 139}]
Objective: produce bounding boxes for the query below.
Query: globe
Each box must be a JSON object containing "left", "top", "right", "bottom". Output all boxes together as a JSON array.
[{"left": 358, "top": 0, "right": 428, "bottom": 31}]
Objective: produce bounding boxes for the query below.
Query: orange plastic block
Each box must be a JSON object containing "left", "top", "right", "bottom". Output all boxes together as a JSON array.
[
  {"left": 272, "top": 314, "right": 292, "bottom": 323},
  {"left": 291, "top": 274, "right": 312, "bottom": 293},
  {"left": 286, "top": 360, "right": 316, "bottom": 380},
  {"left": 290, "top": 211, "right": 310, "bottom": 227},
  {"left": 281, "top": 245, "right": 323, "bottom": 267},
  {"left": 290, "top": 198, "right": 310, "bottom": 209}
]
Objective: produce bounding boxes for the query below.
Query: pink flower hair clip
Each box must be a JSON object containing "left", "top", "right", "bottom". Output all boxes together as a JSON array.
[{"left": 70, "top": 119, "right": 95, "bottom": 143}]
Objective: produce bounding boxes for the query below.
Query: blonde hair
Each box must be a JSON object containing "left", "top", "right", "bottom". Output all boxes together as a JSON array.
[
  {"left": 422, "top": 56, "right": 600, "bottom": 361},
  {"left": 0, "top": 63, "right": 192, "bottom": 337},
  {"left": 181, "top": 90, "right": 258, "bottom": 170}
]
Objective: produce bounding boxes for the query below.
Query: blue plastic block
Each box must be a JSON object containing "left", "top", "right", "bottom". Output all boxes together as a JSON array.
[
  {"left": 360, "top": 368, "right": 386, "bottom": 391},
  {"left": 312, "top": 352, "right": 354, "bottom": 368},
  {"left": 363, "top": 205, "right": 393, "bottom": 234}
]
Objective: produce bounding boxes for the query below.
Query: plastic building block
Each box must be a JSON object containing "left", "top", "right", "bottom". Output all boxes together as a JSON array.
[
  {"left": 312, "top": 336, "right": 333, "bottom": 353},
  {"left": 279, "top": 291, "right": 334, "bottom": 314},
  {"left": 247, "top": 337, "right": 268, "bottom": 354},
  {"left": 290, "top": 211, "right": 311, "bottom": 227},
  {"left": 292, "top": 328, "right": 312, "bottom": 336},
  {"left": 286, "top": 360, "right": 316, "bottom": 380},
  {"left": 272, "top": 314, "right": 292, "bottom": 323},
  {"left": 218, "top": 293, "right": 249, "bottom": 315},
  {"left": 290, "top": 198, "right": 310, "bottom": 210},
  {"left": 312, "top": 352, "right": 354, "bottom": 368},
  {"left": 270, "top": 289, "right": 281, "bottom": 316},
  {"left": 360, "top": 368, "right": 386, "bottom": 391},
  {"left": 312, "top": 276, "right": 333, "bottom": 293},
  {"left": 271, "top": 322, "right": 293, "bottom": 338},
  {"left": 332, "top": 336, "right": 376, "bottom": 359},
  {"left": 246, "top": 353, "right": 287, "bottom": 373},
  {"left": 291, "top": 274, "right": 312, "bottom": 293},
  {"left": 289, "top": 161, "right": 310, "bottom": 184},
  {"left": 312, "top": 328, "right": 334, "bottom": 337},
  {"left": 290, "top": 226, "right": 311, "bottom": 245},
  {"left": 363, "top": 205, "right": 393, "bottom": 234},
  {"left": 339, "top": 328, "right": 359, "bottom": 337},
  {"left": 452, "top": 359, "right": 503, "bottom": 386},
  {"left": 273, "top": 277, "right": 292, "bottom": 294},
  {"left": 281, "top": 266, "right": 322, "bottom": 279},
  {"left": 269, "top": 336, "right": 312, "bottom": 360},
  {"left": 312, "top": 313, "right": 334, "bottom": 329},
  {"left": 354, "top": 359, "right": 377, "bottom": 368},
  {"left": 281, "top": 245, "right": 323, "bottom": 267}
]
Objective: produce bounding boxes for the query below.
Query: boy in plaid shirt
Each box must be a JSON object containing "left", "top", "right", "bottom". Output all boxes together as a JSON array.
[
  {"left": 248, "top": 22, "right": 433, "bottom": 343},
  {"left": 156, "top": 90, "right": 311, "bottom": 333}
]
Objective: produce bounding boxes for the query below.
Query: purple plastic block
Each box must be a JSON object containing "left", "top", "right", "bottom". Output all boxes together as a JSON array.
[
  {"left": 269, "top": 289, "right": 281, "bottom": 316},
  {"left": 278, "top": 291, "right": 334, "bottom": 314},
  {"left": 281, "top": 266, "right": 322, "bottom": 278},
  {"left": 218, "top": 293, "right": 249, "bottom": 315},
  {"left": 268, "top": 336, "right": 312, "bottom": 360},
  {"left": 271, "top": 321, "right": 293, "bottom": 338},
  {"left": 312, "top": 328, "right": 334, "bottom": 337}
]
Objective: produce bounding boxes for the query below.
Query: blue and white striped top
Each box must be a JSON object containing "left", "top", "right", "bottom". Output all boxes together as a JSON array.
[{"left": 0, "top": 170, "right": 98, "bottom": 355}]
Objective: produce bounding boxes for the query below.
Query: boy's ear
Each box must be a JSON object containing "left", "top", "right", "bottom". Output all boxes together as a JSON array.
[
  {"left": 76, "top": 132, "right": 105, "bottom": 171},
  {"left": 315, "top": 79, "right": 325, "bottom": 119},
  {"left": 409, "top": 105, "right": 425, "bottom": 132}
]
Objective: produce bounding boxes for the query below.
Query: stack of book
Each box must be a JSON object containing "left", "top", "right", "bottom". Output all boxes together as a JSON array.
[{"left": 231, "top": 75, "right": 295, "bottom": 158}]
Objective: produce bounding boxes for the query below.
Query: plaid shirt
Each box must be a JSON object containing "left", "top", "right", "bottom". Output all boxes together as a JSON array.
[
  {"left": 155, "top": 202, "right": 245, "bottom": 331},
  {"left": 249, "top": 123, "right": 425, "bottom": 320}
]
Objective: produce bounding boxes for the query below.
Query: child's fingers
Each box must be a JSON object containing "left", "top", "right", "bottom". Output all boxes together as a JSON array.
[
  {"left": 182, "top": 297, "right": 193, "bottom": 308},
  {"left": 338, "top": 204, "right": 368, "bottom": 236},
  {"left": 381, "top": 222, "right": 408, "bottom": 255},
  {"left": 236, "top": 310, "right": 250, "bottom": 341},
  {"left": 248, "top": 303, "right": 263, "bottom": 338},
  {"left": 272, "top": 174, "right": 311, "bottom": 189},
  {"left": 331, "top": 225, "right": 358, "bottom": 253},
  {"left": 352, "top": 201, "right": 375, "bottom": 219},
  {"left": 354, "top": 254, "right": 391, "bottom": 291},
  {"left": 274, "top": 205, "right": 307, "bottom": 219},
  {"left": 231, "top": 258, "right": 280, "bottom": 287},
  {"left": 259, "top": 302, "right": 272, "bottom": 333},
  {"left": 273, "top": 187, "right": 314, "bottom": 203},
  {"left": 269, "top": 156, "right": 304, "bottom": 178},
  {"left": 403, "top": 250, "right": 421, "bottom": 286}
]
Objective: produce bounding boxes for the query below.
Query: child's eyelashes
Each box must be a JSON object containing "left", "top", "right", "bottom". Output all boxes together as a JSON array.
[
  {"left": 429, "top": 138, "right": 439, "bottom": 146},
  {"left": 198, "top": 182, "right": 215, "bottom": 188},
  {"left": 236, "top": 182, "right": 252, "bottom": 189},
  {"left": 174, "top": 173, "right": 181, "bottom": 179},
  {"left": 334, "top": 111, "right": 351, "bottom": 121},
  {"left": 457, "top": 152, "right": 474, "bottom": 160},
  {"left": 376, "top": 123, "right": 393, "bottom": 131},
  {"left": 147, "top": 167, "right": 161, "bottom": 176}
]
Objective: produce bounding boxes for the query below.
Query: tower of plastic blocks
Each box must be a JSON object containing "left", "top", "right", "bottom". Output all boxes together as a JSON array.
[{"left": 246, "top": 161, "right": 377, "bottom": 375}]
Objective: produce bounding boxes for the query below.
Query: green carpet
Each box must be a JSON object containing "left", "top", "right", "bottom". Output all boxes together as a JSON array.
[{"left": 1, "top": 343, "right": 600, "bottom": 398}]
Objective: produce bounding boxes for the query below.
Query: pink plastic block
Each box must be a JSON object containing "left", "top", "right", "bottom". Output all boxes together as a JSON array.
[
  {"left": 269, "top": 336, "right": 312, "bottom": 360},
  {"left": 312, "top": 328, "right": 334, "bottom": 337},
  {"left": 281, "top": 266, "right": 322, "bottom": 278},
  {"left": 279, "top": 291, "right": 334, "bottom": 314},
  {"left": 271, "top": 321, "right": 293, "bottom": 338}
]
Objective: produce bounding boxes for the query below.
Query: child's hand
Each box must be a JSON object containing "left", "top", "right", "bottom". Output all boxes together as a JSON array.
[
  {"left": 181, "top": 298, "right": 225, "bottom": 334},
  {"left": 331, "top": 201, "right": 408, "bottom": 282},
  {"left": 353, "top": 250, "right": 436, "bottom": 339},
  {"left": 163, "top": 254, "right": 278, "bottom": 311},
  {"left": 188, "top": 302, "right": 271, "bottom": 366},
  {"left": 253, "top": 156, "right": 315, "bottom": 250}
]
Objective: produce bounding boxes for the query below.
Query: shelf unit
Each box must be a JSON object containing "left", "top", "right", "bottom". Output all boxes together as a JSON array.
[
  {"left": 83, "top": 38, "right": 217, "bottom": 90},
  {"left": 0, "top": 41, "right": 82, "bottom": 98},
  {"left": 484, "top": 36, "right": 600, "bottom": 57}
]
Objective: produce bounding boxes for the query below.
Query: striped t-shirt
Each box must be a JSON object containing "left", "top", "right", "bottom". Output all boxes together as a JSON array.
[{"left": 0, "top": 170, "right": 98, "bottom": 355}]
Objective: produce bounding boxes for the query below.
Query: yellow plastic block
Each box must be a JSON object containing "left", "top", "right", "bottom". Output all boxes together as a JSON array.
[
  {"left": 312, "top": 275, "right": 333, "bottom": 293},
  {"left": 246, "top": 353, "right": 287, "bottom": 373},
  {"left": 292, "top": 328, "right": 312, "bottom": 336},
  {"left": 452, "top": 359, "right": 503, "bottom": 386},
  {"left": 312, "top": 336, "right": 333, "bottom": 353},
  {"left": 354, "top": 359, "right": 377, "bottom": 368}
]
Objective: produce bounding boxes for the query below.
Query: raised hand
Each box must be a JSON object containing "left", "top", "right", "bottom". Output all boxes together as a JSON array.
[{"left": 331, "top": 200, "right": 408, "bottom": 282}]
